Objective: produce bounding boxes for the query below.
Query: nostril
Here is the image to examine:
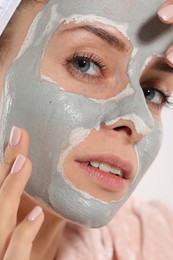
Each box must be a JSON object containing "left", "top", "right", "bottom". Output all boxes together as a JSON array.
[{"left": 114, "top": 126, "right": 132, "bottom": 136}]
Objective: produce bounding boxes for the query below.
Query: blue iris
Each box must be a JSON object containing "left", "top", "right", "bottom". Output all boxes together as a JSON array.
[{"left": 72, "top": 57, "right": 91, "bottom": 73}]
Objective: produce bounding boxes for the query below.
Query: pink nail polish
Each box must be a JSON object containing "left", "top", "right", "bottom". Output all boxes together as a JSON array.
[
  {"left": 11, "top": 154, "right": 26, "bottom": 175},
  {"left": 9, "top": 126, "right": 21, "bottom": 146},
  {"left": 27, "top": 206, "right": 43, "bottom": 221},
  {"left": 167, "top": 50, "right": 173, "bottom": 64},
  {"left": 158, "top": 4, "right": 173, "bottom": 21}
]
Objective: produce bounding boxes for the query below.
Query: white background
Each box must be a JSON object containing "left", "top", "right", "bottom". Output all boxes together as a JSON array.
[{"left": 134, "top": 108, "right": 173, "bottom": 209}]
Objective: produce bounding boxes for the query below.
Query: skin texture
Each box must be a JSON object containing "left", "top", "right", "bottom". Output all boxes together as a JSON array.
[
  {"left": 1, "top": 0, "right": 172, "bottom": 227},
  {"left": 0, "top": 0, "right": 173, "bottom": 259}
]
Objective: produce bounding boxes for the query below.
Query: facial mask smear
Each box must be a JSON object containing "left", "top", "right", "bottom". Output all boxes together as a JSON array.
[{"left": 0, "top": 0, "right": 172, "bottom": 227}]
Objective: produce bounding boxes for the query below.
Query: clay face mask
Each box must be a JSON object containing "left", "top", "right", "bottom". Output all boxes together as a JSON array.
[{"left": 1, "top": 0, "right": 173, "bottom": 228}]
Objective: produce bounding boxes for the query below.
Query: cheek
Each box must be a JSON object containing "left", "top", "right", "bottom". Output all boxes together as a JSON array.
[{"left": 146, "top": 103, "right": 162, "bottom": 122}]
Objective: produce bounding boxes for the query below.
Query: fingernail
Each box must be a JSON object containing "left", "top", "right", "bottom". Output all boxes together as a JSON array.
[
  {"left": 27, "top": 206, "right": 43, "bottom": 221},
  {"left": 11, "top": 154, "right": 26, "bottom": 175},
  {"left": 167, "top": 49, "right": 173, "bottom": 64},
  {"left": 158, "top": 4, "right": 173, "bottom": 21},
  {"left": 9, "top": 127, "right": 21, "bottom": 146}
]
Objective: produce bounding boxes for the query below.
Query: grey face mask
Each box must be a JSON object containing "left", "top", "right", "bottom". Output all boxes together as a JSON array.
[{"left": 0, "top": 0, "right": 173, "bottom": 228}]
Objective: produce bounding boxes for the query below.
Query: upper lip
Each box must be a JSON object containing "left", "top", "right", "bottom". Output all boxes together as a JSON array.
[{"left": 76, "top": 154, "right": 135, "bottom": 181}]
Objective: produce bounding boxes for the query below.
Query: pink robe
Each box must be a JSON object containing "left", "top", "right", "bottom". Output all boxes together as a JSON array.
[{"left": 56, "top": 197, "right": 173, "bottom": 259}]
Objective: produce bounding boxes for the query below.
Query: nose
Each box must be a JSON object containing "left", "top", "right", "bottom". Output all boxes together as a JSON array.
[{"left": 102, "top": 119, "right": 146, "bottom": 144}]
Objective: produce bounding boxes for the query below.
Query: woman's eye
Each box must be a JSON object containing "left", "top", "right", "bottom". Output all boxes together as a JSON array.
[
  {"left": 71, "top": 57, "right": 99, "bottom": 75},
  {"left": 142, "top": 87, "right": 165, "bottom": 105},
  {"left": 65, "top": 53, "right": 107, "bottom": 82}
]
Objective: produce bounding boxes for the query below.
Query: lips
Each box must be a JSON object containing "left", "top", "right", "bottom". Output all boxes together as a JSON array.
[{"left": 76, "top": 154, "right": 135, "bottom": 192}]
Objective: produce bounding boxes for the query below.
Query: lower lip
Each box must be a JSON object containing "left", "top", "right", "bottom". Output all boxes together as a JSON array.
[{"left": 77, "top": 162, "right": 126, "bottom": 192}]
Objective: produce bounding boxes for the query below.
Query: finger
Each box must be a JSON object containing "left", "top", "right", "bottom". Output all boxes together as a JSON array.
[
  {"left": 0, "top": 155, "right": 32, "bottom": 214},
  {"left": 0, "top": 156, "right": 32, "bottom": 256},
  {"left": 3, "top": 206, "right": 44, "bottom": 260},
  {"left": 158, "top": 2, "right": 173, "bottom": 24},
  {"left": 165, "top": 44, "right": 173, "bottom": 67},
  {"left": 0, "top": 127, "right": 29, "bottom": 185}
]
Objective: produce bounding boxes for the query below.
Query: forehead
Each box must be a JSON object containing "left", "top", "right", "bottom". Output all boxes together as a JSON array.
[
  {"left": 58, "top": 0, "right": 159, "bottom": 22},
  {"left": 32, "top": 0, "right": 173, "bottom": 59},
  {"left": 19, "top": 0, "right": 169, "bottom": 86}
]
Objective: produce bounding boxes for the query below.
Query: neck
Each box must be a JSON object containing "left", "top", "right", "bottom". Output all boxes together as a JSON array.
[{"left": 18, "top": 193, "right": 67, "bottom": 260}]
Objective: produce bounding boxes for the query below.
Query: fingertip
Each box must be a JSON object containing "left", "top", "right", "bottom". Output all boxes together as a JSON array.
[
  {"left": 4, "top": 207, "right": 45, "bottom": 259},
  {"left": 11, "top": 154, "right": 26, "bottom": 175},
  {"left": 9, "top": 126, "right": 22, "bottom": 147},
  {"left": 26, "top": 157, "right": 32, "bottom": 173},
  {"left": 20, "top": 128, "right": 30, "bottom": 146},
  {"left": 10, "top": 155, "right": 32, "bottom": 176},
  {"left": 26, "top": 206, "right": 45, "bottom": 237},
  {"left": 166, "top": 49, "right": 173, "bottom": 67},
  {"left": 27, "top": 206, "right": 43, "bottom": 222},
  {"left": 158, "top": 4, "right": 173, "bottom": 23}
]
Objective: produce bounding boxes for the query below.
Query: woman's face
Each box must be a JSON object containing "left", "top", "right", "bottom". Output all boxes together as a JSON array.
[
  {"left": 41, "top": 21, "right": 173, "bottom": 202},
  {"left": 1, "top": 0, "right": 173, "bottom": 227}
]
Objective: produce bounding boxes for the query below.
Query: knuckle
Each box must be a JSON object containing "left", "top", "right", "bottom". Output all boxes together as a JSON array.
[
  {"left": 1, "top": 152, "right": 15, "bottom": 173},
  {"left": 0, "top": 177, "right": 20, "bottom": 201},
  {"left": 0, "top": 182, "right": 8, "bottom": 196},
  {"left": 14, "top": 225, "right": 32, "bottom": 243},
  {"left": 0, "top": 184, "right": 12, "bottom": 199},
  {"left": 0, "top": 185, "right": 19, "bottom": 207},
  {"left": 0, "top": 158, "right": 32, "bottom": 200}
]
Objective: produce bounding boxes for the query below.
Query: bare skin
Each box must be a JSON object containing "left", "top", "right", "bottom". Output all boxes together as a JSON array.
[{"left": 0, "top": 1, "right": 173, "bottom": 259}]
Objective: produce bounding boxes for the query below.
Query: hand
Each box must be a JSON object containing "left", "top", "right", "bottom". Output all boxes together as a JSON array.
[
  {"left": 158, "top": 1, "right": 173, "bottom": 67},
  {"left": 0, "top": 127, "right": 44, "bottom": 260}
]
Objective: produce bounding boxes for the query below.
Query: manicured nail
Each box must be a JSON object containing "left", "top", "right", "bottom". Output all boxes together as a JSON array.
[
  {"left": 11, "top": 154, "right": 26, "bottom": 175},
  {"left": 158, "top": 4, "right": 173, "bottom": 21},
  {"left": 27, "top": 206, "right": 43, "bottom": 221},
  {"left": 9, "top": 126, "right": 21, "bottom": 146},
  {"left": 167, "top": 49, "right": 173, "bottom": 64}
]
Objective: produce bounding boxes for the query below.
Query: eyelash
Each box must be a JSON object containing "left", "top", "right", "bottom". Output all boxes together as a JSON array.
[
  {"left": 142, "top": 85, "right": 173, "bottom": 110},
  {"left": 159, "top": 90, "right": 173, "bottom": 109},
  {"left": 64, "top": 52, "right": 173, "bottom": 110},
  {"left": 65, "top": 52, "right": 107, "bottom": 82}
]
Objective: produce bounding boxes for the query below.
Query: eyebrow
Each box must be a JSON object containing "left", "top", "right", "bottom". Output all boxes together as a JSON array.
[
  {"left": 152, "top": 60, "right": 173, "bottom": 74},
  {"left": 62, "top": 25, "right": 128, "bottom": 52},
  {"left": 61, "top": 26, "right": 173, "bottom": 74}
]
